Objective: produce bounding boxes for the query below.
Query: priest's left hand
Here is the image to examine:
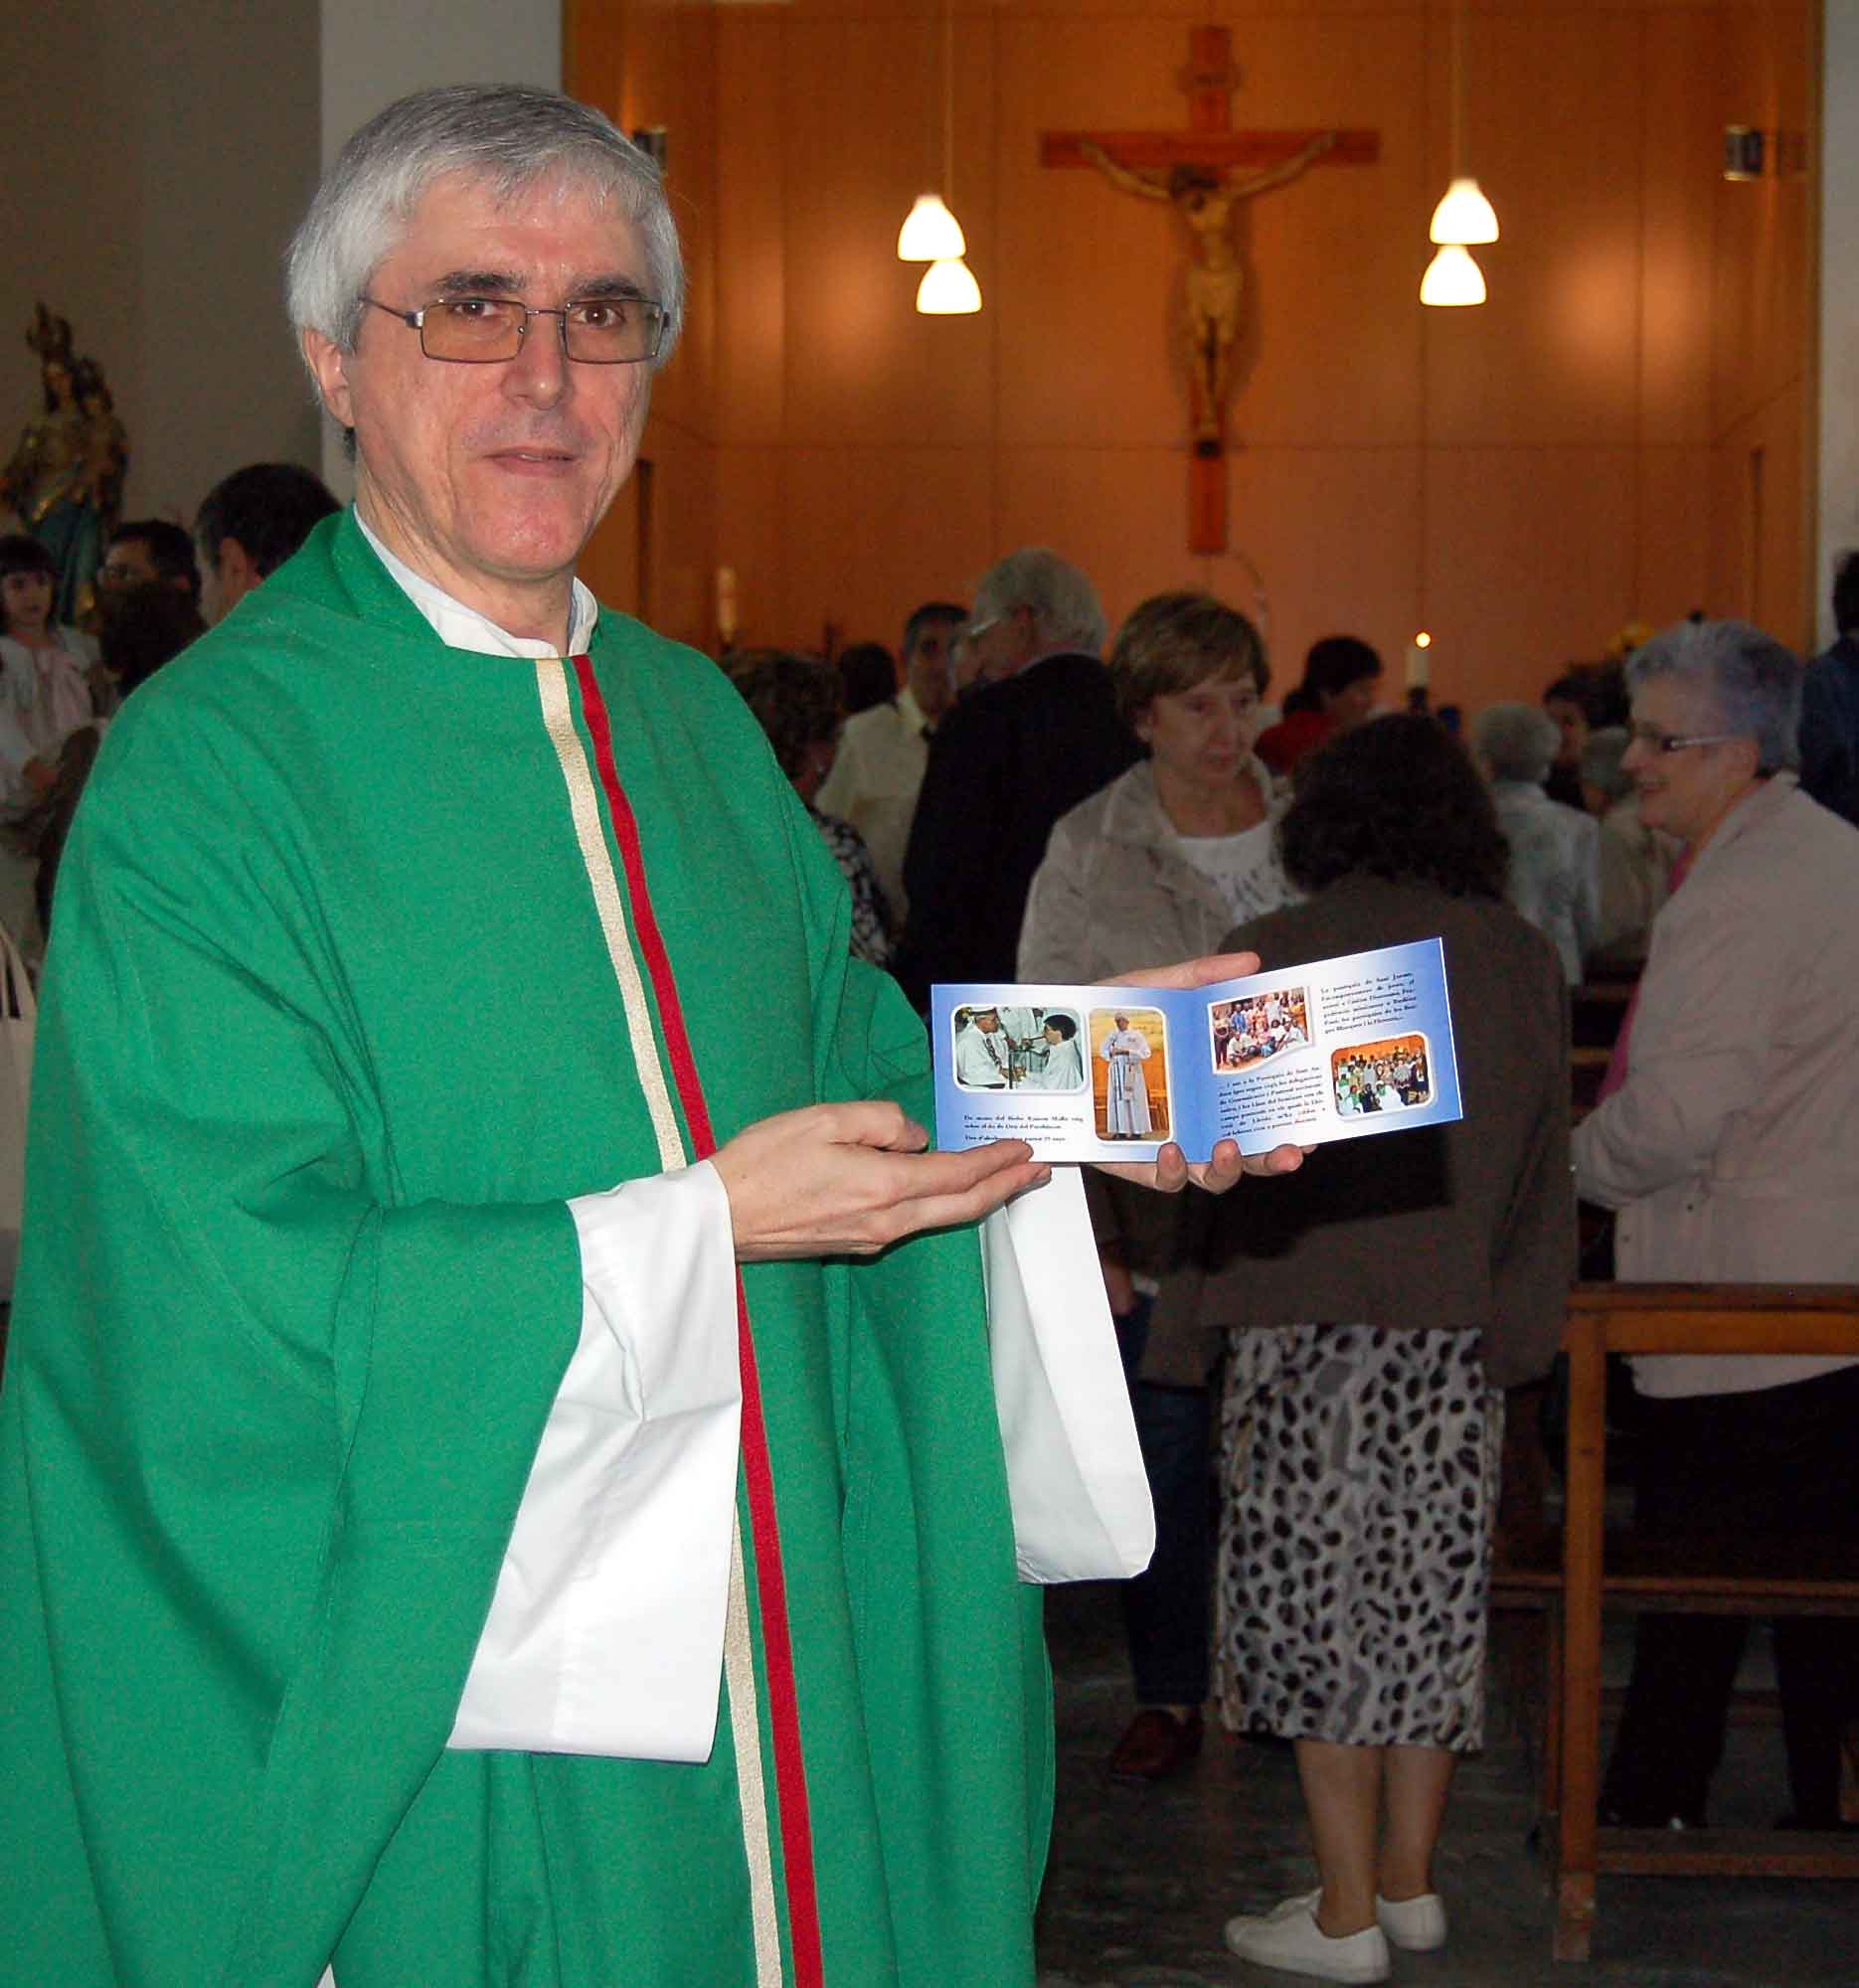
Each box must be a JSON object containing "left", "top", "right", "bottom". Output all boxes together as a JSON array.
[{"left": 1092, "top": 952, "right": 1309, "bottom": 1195}]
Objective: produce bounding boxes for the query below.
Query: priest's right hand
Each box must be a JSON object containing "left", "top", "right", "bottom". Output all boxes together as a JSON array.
[{"left": 715, "top": 1102, "right": 1048, "bottom": 1260}]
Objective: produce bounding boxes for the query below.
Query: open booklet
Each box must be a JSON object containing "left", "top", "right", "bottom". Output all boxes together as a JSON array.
[{"left": 931, "top": 937, "right": 1461, "bottom": 1162}]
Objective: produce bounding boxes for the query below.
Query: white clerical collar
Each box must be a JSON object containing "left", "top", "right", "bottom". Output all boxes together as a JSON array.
[{"left": 357, "top": 512, "right": 599, "bottom": 659}]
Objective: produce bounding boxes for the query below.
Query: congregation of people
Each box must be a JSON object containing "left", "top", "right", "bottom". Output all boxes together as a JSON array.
[
  {"left": 1333, "top": 1044, "right": 1429, "bottom": 1115},
  {"left": 704, "top": 547, "right": 1859, "bottom": 1982},
  {"left": 1, "top": 80, "right": 1856, "bottom": 1988},
  {"left": 0, "top": 462, "right": 338, "bottom": 952}
]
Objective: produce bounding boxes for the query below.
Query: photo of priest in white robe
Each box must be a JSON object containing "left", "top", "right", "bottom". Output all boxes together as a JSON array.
[{"left": 1096, "top": 1010, "right": 1160, "bottom": 1138}]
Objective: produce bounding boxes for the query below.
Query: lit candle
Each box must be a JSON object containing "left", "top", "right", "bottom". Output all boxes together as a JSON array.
[{"left": 1405, "top": 630, "right": 1433, "bottom": 691}]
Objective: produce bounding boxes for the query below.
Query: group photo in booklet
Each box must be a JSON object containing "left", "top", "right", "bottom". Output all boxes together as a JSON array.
[{"left": 931, "top": 937, "right": 1461, "bottom": 1163}]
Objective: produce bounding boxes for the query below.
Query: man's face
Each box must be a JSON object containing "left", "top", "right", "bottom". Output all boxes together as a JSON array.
[
  {"left": 301, "top": 172, "right": 655, "bottom": 627},
  {"left": 98, "top": 537, "right": 159, "bottom": 592},
  {"left": 905, "top": 619, "right": 959, "bottom": 720},
  {"left": 975, "top": 1010, "right": 1000, "bottom": 1033}
]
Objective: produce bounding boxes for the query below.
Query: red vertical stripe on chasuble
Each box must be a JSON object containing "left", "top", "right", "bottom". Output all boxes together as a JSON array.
[{"left": 570, "top": 656, "right": 825, "bottom": 1987}]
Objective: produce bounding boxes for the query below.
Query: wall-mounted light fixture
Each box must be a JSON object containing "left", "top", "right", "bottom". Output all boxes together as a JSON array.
[{"left": 1723, "top": 126, "right": 1767, "bottom": 181}]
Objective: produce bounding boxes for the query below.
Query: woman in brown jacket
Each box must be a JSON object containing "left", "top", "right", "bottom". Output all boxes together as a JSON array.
[{"left": 1211, "top": 716, "right": 1572, "bottom": 1984}]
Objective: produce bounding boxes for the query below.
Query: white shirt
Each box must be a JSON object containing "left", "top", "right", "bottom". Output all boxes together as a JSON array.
[
  {"left": 813, "top": 687, "right": 931, "bottom": 920},
  {"left": 955, "top": 1022, "right": 1015, "bottom": 1087},
  {"left": 1172, "top": 816, "right": 1294, "bottom": 928}
]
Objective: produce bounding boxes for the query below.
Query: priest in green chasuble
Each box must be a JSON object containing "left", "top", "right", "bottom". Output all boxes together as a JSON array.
[{"left": 0, "top": 85, "right": 1297, "bottom": 1988}]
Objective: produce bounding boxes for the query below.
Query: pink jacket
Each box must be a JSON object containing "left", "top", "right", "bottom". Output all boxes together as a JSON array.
[{"left": 1574, "top": 775, "right": 1859, "bottom": 1396}]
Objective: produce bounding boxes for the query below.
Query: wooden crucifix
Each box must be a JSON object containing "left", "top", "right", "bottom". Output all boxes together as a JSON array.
[{"left": 1042, "top": 26, "right": 1379, "bottom": 554}]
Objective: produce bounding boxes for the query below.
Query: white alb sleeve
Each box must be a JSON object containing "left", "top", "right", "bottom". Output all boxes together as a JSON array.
[
  {"left": 981, "top": 1168, "right": 1155, "bottom": 1582},
  {"left": 448, "top": 1160, "right": 742, "bottom": 1761}
]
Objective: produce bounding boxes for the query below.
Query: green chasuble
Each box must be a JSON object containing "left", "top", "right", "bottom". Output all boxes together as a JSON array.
[{"left": 0, "top": 512, "right": 1053, "bottom": 1988}]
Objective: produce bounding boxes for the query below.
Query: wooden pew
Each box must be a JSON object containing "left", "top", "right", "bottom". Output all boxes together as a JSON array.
[{"left": 1500, "top": 1285, "right": 1859, "bottom": 1960}]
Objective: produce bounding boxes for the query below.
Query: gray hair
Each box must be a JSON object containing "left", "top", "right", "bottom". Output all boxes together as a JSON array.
[
  {"left": 1625, "top": 618, "right": 1801, "bottom": 772},
  {"left": 285, "top": 84, "right": 684, "bottom": 370},
  {"left": 974, "top": 548, "right": 1108, "bottom": 656},
  {"left": 1470, "top": 701, "right": 1560, "bottom": 785},
  {"left": 1579, "top": 726, "right": 1636, "bottom": 804}
]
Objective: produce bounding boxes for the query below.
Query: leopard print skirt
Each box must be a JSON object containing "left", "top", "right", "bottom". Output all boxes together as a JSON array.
[{"left": 1215, "top": 1324, "right": 1502, "bottom": 1752}]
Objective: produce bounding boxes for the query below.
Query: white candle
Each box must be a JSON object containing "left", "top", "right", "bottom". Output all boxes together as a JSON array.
[{"left": 1405, "top": 631, "right": 1433, "bottom": 690}]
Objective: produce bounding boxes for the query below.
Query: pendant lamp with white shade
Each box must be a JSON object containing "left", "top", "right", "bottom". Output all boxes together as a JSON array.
[
  {"left": 898, "top": 0, "right": 981, "bottom": 312},
  {"left": 1422, "top": 1, "right": 1499, "bottom": 306}
]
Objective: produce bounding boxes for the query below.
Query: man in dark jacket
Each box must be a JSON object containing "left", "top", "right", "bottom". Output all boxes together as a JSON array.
[{"left": 896, "top": 547, "right": 1136, "bottom": 1007}]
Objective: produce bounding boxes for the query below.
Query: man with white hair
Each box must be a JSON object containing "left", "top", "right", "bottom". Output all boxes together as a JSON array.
[
  {"left": 0, "top": 84, "right": 1298, "bottom": 1988},
  {"left": 897, "top": 548, "right": 1136, "bottom": 1006},
  {"left": 1470, "top": 699, "right": 1602, "bottom": 984}
]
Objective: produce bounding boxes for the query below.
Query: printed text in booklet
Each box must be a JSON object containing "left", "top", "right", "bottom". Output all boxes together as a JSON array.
[{"left": 931, "top": 938, "right": 1461, "bottom": 1163}]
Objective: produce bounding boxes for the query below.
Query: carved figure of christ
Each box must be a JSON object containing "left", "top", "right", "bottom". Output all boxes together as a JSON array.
[
  {"left": 1040, "top": 26, "right": 1379, "bottom": 553},
  {"left": 1079, "top": 133, "right": 1339, "bottom": 449}
]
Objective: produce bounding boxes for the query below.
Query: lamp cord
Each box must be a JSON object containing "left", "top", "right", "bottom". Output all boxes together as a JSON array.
[{"left": 942, "top": 0, "right": 954, "bottom": 205}]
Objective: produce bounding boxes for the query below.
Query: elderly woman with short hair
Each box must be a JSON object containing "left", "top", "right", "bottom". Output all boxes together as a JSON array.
[
  {"left": 1019, "top": 588, "right": 1296, "bottom": 1780},
  {"left": 1469, "top": 700, "right": 1602, "bottom": 984},
  {"left": 1575, "top": 619, "right": 1859, "bottom": 1834}
]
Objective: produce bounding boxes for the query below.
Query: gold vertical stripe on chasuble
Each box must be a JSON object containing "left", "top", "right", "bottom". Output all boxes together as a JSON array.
[{"left": 533, "top": 657, "right": 785, "bottom": 1988}]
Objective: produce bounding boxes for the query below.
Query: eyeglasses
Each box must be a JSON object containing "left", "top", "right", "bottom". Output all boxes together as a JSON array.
[
  {"left": 1625, "top": 724, "right": 1744, "bottom": 754},
  {"left": 960, "top": 614, "right": 1002, "bottom": 644},
  {"left": 360, "top": 294, "right": 667, "bottom": 365}
]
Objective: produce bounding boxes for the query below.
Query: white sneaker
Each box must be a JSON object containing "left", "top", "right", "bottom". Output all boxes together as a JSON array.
[
  {"left": 1223, "top": 1891, "right": 1392, "bottom": 1984},
  {"left": 1376, "top": 1890, "right": 1448, "bottom": 1951}
]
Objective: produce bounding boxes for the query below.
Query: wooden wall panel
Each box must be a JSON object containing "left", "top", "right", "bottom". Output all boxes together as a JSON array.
[
  {"left": 777, "top": 444, "right": 998, "bottom": 645},
  {"left": 1219, "top": 444, "right": 1426, "bottom": 693},
  {"left": 714, "top": 14, "right": 785, "bottom": 447},
  {"left": 572, "top": 0, "right": 722, "bottom": 649},
  {"left": 661, "top": 0, "right": 1811, "bottom": 687},
  {"left": 994, "top": 17, "right": 1199, "bottom": 449},
  {"left": 781, "top": 19, "right": 997, "bottom": 445},
  {"left": 1423, "top": 446, "right": 1639, "bottom": 701},
  {"left": 1639, "top": 8, "right": 1718, "bottom": 448},
  {"left": 1635, "top": 445, "right": 1715, "bottom": 627},
  {"left": 1424, "top": 11, "right": 1643, "bottom": 449}
]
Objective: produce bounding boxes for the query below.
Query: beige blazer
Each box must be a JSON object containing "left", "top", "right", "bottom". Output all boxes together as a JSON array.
[
  {"left": 1574, "top": 775, "right": 1859, "bottom": 1396},
  {"left": 1015, "top": 756, "right": 1291, "bottom": 1374},
  {"left": 1016, "top": 755, "right": 1287, "bottom": 984}
]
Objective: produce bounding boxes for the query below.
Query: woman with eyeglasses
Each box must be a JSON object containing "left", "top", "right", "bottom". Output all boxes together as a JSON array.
[{"left": 1575, "top": 618, "right": 1859, "bottom": 1836}]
